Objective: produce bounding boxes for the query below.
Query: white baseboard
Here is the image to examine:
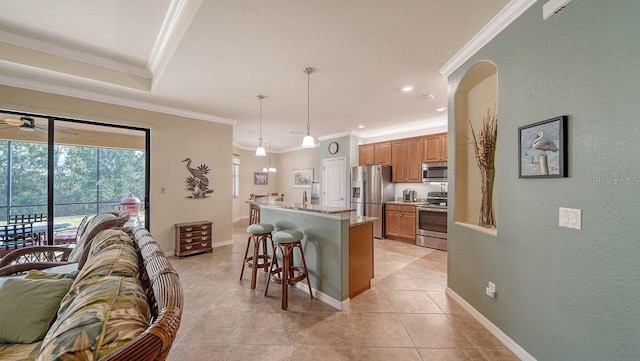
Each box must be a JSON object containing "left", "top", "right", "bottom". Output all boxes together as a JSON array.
[
  {"left": 213, "top": 240, "right": 234, "bottom": 248},
  {"left": 233, "top": 216, "right": 249, "bottom": 223},
  {"left": 295, "top": 283, "right": 349, "bottom": 310},
  {"left": 446, "top": 287, "right": 536, "bottom": 361}
]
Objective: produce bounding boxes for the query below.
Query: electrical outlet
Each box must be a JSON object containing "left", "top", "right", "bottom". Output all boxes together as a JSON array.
[
  {"left": 559, "top": 207, "right": 581, "bottom": 230},
  {"left": 485, "top": 281, "right": 496, "bottom": 299}
]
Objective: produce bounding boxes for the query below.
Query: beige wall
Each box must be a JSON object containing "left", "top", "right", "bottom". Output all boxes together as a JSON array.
[
  {"left": 0, "top": 85, "right": 233, "bottom": 254},
  {"left": 277, "top": 148, "right": 321, "bottom": 204},
  {"left": 232, "top": 147, "right": 281, "bottom": 221}
]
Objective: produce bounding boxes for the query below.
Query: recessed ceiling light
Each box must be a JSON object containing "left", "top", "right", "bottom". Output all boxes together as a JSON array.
[
  {"left": 358, "top": 125, "right": 365, "bottom": 129},
  {"left": 436, "top": 107, "right": 446, "bottom": 112},
  {"left": 401, "top": 85, "right": 415, "bottom": 92}
]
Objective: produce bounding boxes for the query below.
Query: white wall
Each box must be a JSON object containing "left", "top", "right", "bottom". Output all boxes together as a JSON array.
[
  {"left": 277, "top": 148, "right": 321, "bottom": 204},
  {"left": 232, "top": 147, "right": 280, "bottom": 221}
]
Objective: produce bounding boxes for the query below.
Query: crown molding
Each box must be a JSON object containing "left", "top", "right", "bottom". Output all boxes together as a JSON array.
[
  {"left": 360, "top": 119, "right": 447, "bottom": 139},
  {"left": 0, "top": 73, "right": 236, "bottom": 126},
  {"left": 317, "top": 131, "right": 358, "bottom": 142},
  {"left": 440, "top": 0, "right": 537, "bottom": 77},
  {"left": 149, "top": 0, "right": 203, "bottom": 89},
  {"left": 0, "top": 31, "right": 150, "bottom": 78}
]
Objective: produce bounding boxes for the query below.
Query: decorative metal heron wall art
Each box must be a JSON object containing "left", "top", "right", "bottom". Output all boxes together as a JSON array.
[{"left": 183, "top": 158, "right": 214, "bottom": 198}]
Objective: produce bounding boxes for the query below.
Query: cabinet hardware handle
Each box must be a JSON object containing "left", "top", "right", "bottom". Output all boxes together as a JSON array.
[
  {"left": 185, "top": 245, "right": 192, "bottom": 250},
  {"left": 201, "top": 231, "right": 208, "bottom": 235},
  {"left": 185, "top": 238, "right": 193, "bottom": 243},
  {"left": 201, "top": 236, "right": 208, "bottom": 240},
  {"left": 185, "top": 233, "right": 192, "bottom": 237},
  {"left": 201, "top": 225, "right": 209, "bottom": 230},
  {"left": 185, "top": 227, "right": 192, "bottom": 231},
  {"left": 201, "top": 242, "right": 207, "bottom": 247}
]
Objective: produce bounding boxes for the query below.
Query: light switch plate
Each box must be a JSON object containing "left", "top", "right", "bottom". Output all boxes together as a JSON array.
[{"left": 559, "top": 207, "right": 581, "bottom": 230}]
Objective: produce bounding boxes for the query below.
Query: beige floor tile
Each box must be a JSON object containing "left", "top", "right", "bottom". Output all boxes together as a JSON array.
[
  {"left": 293, "top": 345, "right": 357, "bottom": 360},
  {"left": 342, "top": 288, "right": 394, "bottom": 313},
  {"left": 385, "top": 290, "right": 443, "bottom": 313},
  {"left": 227, "top": 345, "right": 293, "bottom": 361},
  {"left": 296, "top": 312, "right": 352, "bottom": 346},
  {"left": 399, "top": 313, "right": 474, "bottom": 349},
  {"left": 165, "top": 219, "right": 513, "bottom": 360},
  {"left": 166, "top": 344, "right": 232, "bottom": 361},
  {"left": 348, "top": 313, "right": 414, "bottom": 347},
  {"left": 371, "top": 273, "right": 421, "bottom": 290},
  {"left": 409, "top": 273, "right": 448, "bottom": 290},
  {"left": 355, "top": 347, "right": 423, "bottom": 361},
  {"left": 417, "top": 348, "right": 488, "bottom": 361}
]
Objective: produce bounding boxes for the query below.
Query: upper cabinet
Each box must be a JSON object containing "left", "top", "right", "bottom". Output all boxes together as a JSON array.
[
  {"left": 422, "top": 133, "right": 448, "bottom": 163},
  {"left": 391, "top": 138, "right": 422, "bottom": 183},
  {"left": 359, "top": 142, "right": 392, "bottom": 166}
]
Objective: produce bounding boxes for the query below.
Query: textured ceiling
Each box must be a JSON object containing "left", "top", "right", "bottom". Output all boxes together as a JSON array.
[{"left": 0, "top": 0, "right": 510, "bottom": 151}]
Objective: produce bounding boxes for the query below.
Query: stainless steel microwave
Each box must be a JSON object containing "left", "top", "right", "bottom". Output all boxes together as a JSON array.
[{"left": 422, "top": 162, "right": 448, "bottom": 182}]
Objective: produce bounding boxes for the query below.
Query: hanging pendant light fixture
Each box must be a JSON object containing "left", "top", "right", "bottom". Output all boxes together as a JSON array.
[
  {"left": 262, "top": 142, "right": 277, "bottom": 172},
  {"left": 255, "top": 95, "right": 267, "bottom": 156},
  {"left": 301, "top": 67, "right": 316, "bottom": 148}
]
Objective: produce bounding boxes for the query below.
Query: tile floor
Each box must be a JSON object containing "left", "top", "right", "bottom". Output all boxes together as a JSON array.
[{"left": 167, "top": 220, "right": 519, "bottom": 361}]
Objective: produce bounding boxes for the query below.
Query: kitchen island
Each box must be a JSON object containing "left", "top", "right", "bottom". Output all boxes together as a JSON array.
[{"left": 258, "top": 201, "right": 376, "bottom": 309}]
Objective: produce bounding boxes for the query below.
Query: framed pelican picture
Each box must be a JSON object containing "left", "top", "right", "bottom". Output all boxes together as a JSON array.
[{"left": 518, "top": 115, "right": 568, "bottom": 178}]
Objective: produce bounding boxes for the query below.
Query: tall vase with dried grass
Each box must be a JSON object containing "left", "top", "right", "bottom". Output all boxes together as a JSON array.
[{"left": 470, "top": 108, "right": 497, "bottom": 228}]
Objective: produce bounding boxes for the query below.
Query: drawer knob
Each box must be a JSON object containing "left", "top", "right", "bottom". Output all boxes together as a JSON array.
[
  {"left": 185, "top": 233, "right": 192, "bottom": 237},
  {"left": 201, "top": 242, "right": 208, "bottom": 247},
  {"left": 201, "top": 225, "right": 209, "bottom": 230},
  {"left": 201, "top": 236, "right": 208, "bottom": 241},
  {"left": 185, "top": 238, "right": 193, "bottom": 243},
  {"left": 201, "top": 231, "right": 208, "bottom": 235},
  {"left": 185, "top": 245, "right": 192, "bottom": 250},
  {"left": 185, "top": 227, "right": 192, "bottom": 231}
]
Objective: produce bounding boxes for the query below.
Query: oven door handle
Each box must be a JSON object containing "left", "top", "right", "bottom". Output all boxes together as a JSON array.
[{"left": 417, "top": 207, "right": 448, "bottom": 213}]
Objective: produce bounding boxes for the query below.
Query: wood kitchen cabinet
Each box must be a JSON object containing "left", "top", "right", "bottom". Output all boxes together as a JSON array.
[
  {"left": 359, "top": 141, "right": 392, "bottom": 166},
  {"left": 392, "top": 138, "right": 422, "bottom": 183},
  {"left": 422, "top": 133, "right": 448, "bottom": 163},
  {"left": 174, "top": 220, "right": 213, "bottom": 258},
  {"left": 385, "top": 204, "right": 416, "bottom": 241}
]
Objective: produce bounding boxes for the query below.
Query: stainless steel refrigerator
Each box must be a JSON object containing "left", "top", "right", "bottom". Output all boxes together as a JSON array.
[{"left": 351, "top": 165, "right": 395, "bottom": 238}]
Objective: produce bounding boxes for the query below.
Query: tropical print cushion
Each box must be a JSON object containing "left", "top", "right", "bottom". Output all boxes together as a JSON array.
[
  {"left": 74, "top": 232, "right": 140, "bottom": 283},
  {"left": 36, "top": 276, "right": 150, "bottom": 361},
  {"left": 88, "top": 229, "right": 134, "bottom": 258},
  {"left": 67, "top": 212, "right": 130, "bottom": 267},
  {"left": 0, "top": 341, "right": 42, "bottom": 361}
]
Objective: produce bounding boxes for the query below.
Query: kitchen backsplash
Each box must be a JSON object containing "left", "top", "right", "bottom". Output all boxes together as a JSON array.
[{"left": 394, "top": 182, "right": 447, "bottom": 200}]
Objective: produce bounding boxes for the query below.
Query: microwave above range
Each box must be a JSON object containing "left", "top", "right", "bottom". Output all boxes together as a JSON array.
[{"left": 422, "top": 162, "right": 448, "bottom": 182}]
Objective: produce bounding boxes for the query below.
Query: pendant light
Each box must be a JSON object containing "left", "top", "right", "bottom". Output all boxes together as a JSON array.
[
  {"left": 301, "top": 67, "right": 316, "bottom": 148},
  {"left": 255, "top": 95, "right": 267, "bottom": 156},
  {"left": 262, "top": 142, "right": 277, "bottom": 172}
]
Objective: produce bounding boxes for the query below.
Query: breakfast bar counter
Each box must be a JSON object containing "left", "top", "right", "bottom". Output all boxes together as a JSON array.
[{"left": 258, "top": 201, "right": 375, "bottom": 309}]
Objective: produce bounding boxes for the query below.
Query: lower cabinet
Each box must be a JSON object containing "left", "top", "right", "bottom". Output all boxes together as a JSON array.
[
  {"left": 385, "top": 204, "right": 416, "bottom": 241},
  {"left": 174, "top": 220, "right": 213, "bottom": 257}
]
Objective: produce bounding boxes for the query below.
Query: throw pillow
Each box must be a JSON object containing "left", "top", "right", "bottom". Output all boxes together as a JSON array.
[{"left": 0, "top": 278, "right": 73, "bottom": 344}]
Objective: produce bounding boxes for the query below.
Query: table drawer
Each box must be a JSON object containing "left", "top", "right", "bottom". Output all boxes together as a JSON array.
[
  {"left": 179, "top": 234, "right": 210, "bottom": 245},
  {"left": 179, "top": 241, "right": 212, "bottom": 254}
]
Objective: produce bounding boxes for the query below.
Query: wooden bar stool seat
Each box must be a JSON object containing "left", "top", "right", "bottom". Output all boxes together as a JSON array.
[
  {"left": 240, "top": 223, "right": 274, "bottom": 289},
  {"left": 265, "top": 230, "right": 313, "bottom": 310}
]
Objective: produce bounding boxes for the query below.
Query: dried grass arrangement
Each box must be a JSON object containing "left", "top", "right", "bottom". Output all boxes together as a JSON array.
[{"left": 469, "top": 108, "right": 497, "bottom": 227}]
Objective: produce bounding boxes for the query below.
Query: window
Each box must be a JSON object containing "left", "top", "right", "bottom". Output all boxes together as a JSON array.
[{"left": 232, "top": 154, "right": 240, "bottom": 198}]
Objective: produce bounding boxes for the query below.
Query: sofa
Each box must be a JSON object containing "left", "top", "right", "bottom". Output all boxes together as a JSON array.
[{"left": 0, "top": 222, "right": 183, "bottom": 361}]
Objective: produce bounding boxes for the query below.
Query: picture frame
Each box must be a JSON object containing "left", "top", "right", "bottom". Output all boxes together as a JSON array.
[
  {"left": 518, "top": 115, "right": 568, "bottom": 178},
  {"left": 293, "top": 168, "right": 313, "bottom": 188},
  {"left": 254, "top": 172, "right": 268, "bottom": 185}
]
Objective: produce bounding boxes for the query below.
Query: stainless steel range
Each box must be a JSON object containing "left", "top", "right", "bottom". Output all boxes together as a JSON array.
[{"left": 416, "top": 191, "right": 448, "bottom": 250}]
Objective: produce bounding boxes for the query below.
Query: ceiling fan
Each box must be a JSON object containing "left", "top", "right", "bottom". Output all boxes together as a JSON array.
[{"left": 0, "top": 117, "right": 78, "bottom": 135}]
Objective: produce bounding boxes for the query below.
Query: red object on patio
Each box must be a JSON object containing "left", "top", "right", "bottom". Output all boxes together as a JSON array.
[{"left": 121, "top": 195, "right": 141, "bottom": 222}]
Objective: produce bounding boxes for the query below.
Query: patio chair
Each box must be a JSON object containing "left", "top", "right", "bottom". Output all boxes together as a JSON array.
[{"left": 0, "top": 211, "right": 130, "bottom": 277}]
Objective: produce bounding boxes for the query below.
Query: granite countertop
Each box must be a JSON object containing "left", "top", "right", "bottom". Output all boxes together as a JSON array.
[
  {"left": 258, "top": 201, "right": 355, "bottom": 214},
  {"left": 349, "top": 216, "right": 378, "bottom": 227},
  {"left": 385, "top": 201, "right": 425, "bottom": 206}
]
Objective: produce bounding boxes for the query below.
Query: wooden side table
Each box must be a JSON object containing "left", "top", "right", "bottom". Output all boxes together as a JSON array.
[{"left": 174, "top": 221, "right": 213, "bottom": 258}]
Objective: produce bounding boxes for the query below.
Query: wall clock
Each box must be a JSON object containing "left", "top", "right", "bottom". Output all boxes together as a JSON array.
[{"left": 328, "top": 142, "right": 339, "bottom": 154}]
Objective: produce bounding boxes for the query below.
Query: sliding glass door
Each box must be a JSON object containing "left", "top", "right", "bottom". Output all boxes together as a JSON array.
[{"left": 0, "top": 111, "right": 149, "bottom": 250}]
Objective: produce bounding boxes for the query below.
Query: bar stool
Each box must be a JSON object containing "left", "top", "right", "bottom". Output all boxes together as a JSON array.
[
  {"left": 240, "top": 223, "right": 274, "bottom": 289},
  {"left": 265, "top": 230, "right": 313, "bottom": 310}
]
